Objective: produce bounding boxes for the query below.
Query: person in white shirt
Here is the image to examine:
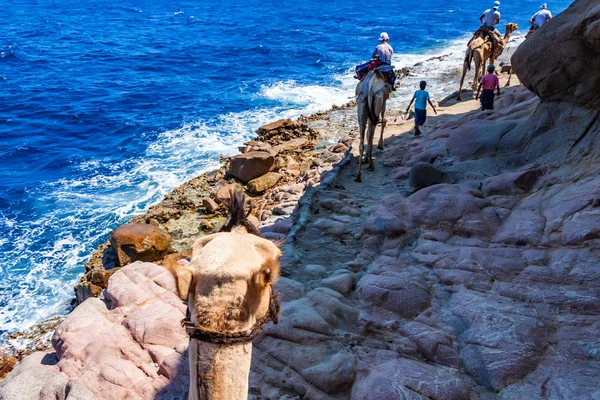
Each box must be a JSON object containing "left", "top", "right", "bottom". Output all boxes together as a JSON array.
[
  {"left": 530, "top": 3, "right": 553, "bottom": 30},
  {"left": 372, "top": 32, "right": 394, "bottom": 65},
  {"left": 480, "top": 1, "right": 502, "bottom": 35}
]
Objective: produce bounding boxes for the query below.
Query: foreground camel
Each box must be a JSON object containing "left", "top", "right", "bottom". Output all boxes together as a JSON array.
[
  {"left": 355, "top": 68, "right": 394, "bottom": 182},
  {"left": 173, "top": 190, "right": 281, "bottom": 400},
  {"left": 457, "top": 23, "right": 519, "bottom": 100}
]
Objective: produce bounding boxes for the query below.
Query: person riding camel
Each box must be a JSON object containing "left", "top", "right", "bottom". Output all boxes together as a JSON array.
[
  {"left": 355, "top": 32, "right": 396, "bottom": 88},
  {"left": 530, "top": 3, "right": 553, "bottom": 31},
  {"left": 476, "top": 1, "right": 503, "bottom": 57}
]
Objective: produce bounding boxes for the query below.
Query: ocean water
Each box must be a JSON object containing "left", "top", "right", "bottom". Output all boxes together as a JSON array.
[{"left": 0, "top": 0, "right": 572, "bottom": 341}]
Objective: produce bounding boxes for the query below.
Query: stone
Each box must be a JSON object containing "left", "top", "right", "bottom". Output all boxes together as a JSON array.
[
  {"left": 229, "top": 152, "right": 275, "bottom": 183},
  {"left": 301, "top": 351, "right": 357, "bottom": 394},
  {"left": 202, "top": 197, "right": 219, "bottom": 214},
  {"left": 408, "top": 162, "right": 445, "bottom": 189},
  {"left": 247, "top": 172, "right": 282, "bottom": 193},
  {"left": 321, "top": 273, "right": 355, "bottom": 296},
  {"left": 351, "top": 359, "right": 470, "bottom": 400},
  {"left": 110, "top": 223, "right": 172, "bottom": 267},
  {"left": 304, "top": 264, "right": 327, "bottom": 279},
  {"left": 214, "top": 183, "right": 237, "bottom": 204},
  {"left": 329, "top": 142, "right": 348, "bottom": 153},
  {"left": 1, "top": 263, "right": 189, "bottom": 399},
  {"left": 0, "top": 351, "right": 17, "bottom": 379},
  {"left": 512, "top": 0, "right": 600, "bottom": 107}
]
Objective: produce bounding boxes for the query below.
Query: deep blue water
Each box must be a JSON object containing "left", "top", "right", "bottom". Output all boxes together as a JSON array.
[{"left": 0, "top": 0, "right": 572, "bottom": 339}]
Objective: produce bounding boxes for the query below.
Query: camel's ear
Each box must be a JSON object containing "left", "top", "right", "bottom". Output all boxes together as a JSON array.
[
  {"left": 252, "top": 257, "right": 281, "bottom": 290},
  {"left": 252, "top": 240, "right": 282, "bottom": 289},
  {"left": 175, "top": 261, "right": 195, "bottom": 301}
]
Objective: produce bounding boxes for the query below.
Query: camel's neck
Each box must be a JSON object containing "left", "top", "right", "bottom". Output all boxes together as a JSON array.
[
  {"left": 503, "top": 31, "right": 512, "bottom": 43},
  {"left": 188, "top": 339, "right": 253, "bottom": 400}
]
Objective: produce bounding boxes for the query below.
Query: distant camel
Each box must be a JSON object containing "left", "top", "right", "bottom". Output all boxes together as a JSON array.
[
  {"left": 457, "top": 23, "right": 519, "bottom": 100},
  {"left": 174, "top": 189, "right": 281, "bottom": 400},
  {"left": 355, "top": 68, "right": 393, "bottom": 182}
]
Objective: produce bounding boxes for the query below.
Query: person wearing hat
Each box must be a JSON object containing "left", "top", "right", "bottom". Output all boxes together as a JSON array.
[
  {"left": 371, "top": 32, "right": 394, "bottom": 65},
  {"left": 480, "top": 1, "right": 502, "bottom": 35},
  {"left": 354, "top": 32, "right": 396, "bottom": 86},
  {"left": 476, "top": 64, "right": 501, "bottom": 111},
  {"left": 530, "top": 3, "right": 553, "bottom": 30}
]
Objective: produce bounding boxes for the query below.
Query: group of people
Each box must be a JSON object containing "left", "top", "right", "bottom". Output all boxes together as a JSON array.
[{"left": 355, "top": 2, "right": 554, "bottom": 135}]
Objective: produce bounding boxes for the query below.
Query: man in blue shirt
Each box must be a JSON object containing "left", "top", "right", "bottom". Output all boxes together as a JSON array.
[
  {"left": 480, "top": 1, "right": 502, "bottom": 35},
  {"left": 406, "top": 81, "right": 438, "bottom": 136},
  {"left": 530, "top": 3, "right": 553, "bottom": 30}
]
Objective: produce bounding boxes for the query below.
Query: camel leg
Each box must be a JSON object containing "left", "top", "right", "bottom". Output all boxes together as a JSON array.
[
  {"left": 355, "top": 106, "right": 367, "bottom": 182},
  {"left": 506, "top": 70, "right": 512, "bottom": 87},
  {"left": 457, "top": 49, "right": 470, "bottom": 101},
  {"left": 378, "top": 100, "right": 387, "bottom": 150},
  {"left": 367, "top": 119, "right": 376, "bottom": 170}
]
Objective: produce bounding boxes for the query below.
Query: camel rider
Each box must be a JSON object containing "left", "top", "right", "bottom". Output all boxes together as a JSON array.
[
  {"left": 372, "top": 32, "right": 393, "bottom": 66},
  {"left": 478, "top": 2, "right": 502, "bottom": 56},
  {"left": 480, "top": 1, "right": 502, "bottom": 36},
  {"left": 530, "top": 3, "right": 553, "bottom": 30},
  {"left": 355, "top": 32, "right": 397, "bottom": 88}
]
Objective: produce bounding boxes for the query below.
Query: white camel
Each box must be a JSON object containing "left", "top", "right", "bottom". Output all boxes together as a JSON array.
[
  {"left": 355, "top": 69, "right": 393, "bottom": 182},
  {"left": 172, "top": 190, "right": 281, "bottom": 400}
]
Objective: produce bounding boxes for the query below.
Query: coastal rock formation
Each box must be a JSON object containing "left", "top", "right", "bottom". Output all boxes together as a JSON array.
[
  {"left": 110, "top": 223, "right": 173, "bottom": 267},
  {"left": 3, "top": 2, "right": 600, "bottom": 398},
  {"left": 0, "top": 263, "right": 189, "bottom": 399},
  {"left": 229, "top": 152, "right": 275, "bottom": 183},
  {"left": 512, "top": 0, "right": 600, "bottom": 107}
]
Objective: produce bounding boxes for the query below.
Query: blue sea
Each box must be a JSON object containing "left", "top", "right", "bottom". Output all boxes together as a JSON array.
[{"left": 0, "top": 0, "right": 572, "bottom": 341}]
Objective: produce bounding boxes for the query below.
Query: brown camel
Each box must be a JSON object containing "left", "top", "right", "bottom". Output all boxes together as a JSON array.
[
  {"left": 355, "top": 68, "right": 393, "bottom": 182},
  {"left": 172, "top": 190, "right": 281, "bottom": 400},
  {"left": 457, "top": 23, "right": 519, "bottom": 100}
]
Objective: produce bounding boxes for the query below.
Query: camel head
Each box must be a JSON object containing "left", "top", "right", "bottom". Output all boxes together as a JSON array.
[
  {"left": 176, "top": 190, "right": 281, "bottom": 334},
  {"left": 505, "top": 23, "right": 519, "bottom": 35}
]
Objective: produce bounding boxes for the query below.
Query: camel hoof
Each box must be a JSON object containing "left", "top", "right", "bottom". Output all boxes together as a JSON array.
[
  {"left": 377, "top": 145, "right": 384, "bottom": 150},
  {"left": 354, "top": 176, "right": 362, "bottom": 182},
  {"left": 368, "top": 165, "right": 375, "bottom": 171}
]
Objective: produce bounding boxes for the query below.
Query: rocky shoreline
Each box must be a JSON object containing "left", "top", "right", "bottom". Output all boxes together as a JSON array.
[{"left": 2, "top": 2, "right": 600, "bottom": 397}]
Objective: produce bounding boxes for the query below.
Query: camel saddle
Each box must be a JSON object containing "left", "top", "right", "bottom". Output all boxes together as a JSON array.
[{"left": 469, "top": 26, "right": 505, "bottom": 60}]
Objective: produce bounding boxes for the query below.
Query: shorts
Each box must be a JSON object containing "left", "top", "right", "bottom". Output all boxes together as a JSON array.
[{"left": 414, "top": 108, "right": 427, "bottom": 126}]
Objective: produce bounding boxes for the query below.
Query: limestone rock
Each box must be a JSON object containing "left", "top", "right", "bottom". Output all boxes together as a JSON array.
[
  {"left": 110, "top": 223, "right": 172, "bottom": 267},
  {"left": 248, "top": 172, "right": 282, "bottom": 193},
  {"left": 229, "top": 152, "right": 275, "bottom": 183}
]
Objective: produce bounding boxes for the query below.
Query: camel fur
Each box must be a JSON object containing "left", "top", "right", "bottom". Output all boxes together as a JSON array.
[
  {"left": 172, "top": 189, "right": 281, "bottom": 400},
  {"left": 355, "top": 69, "right": 393, "bottom": 182},
  {"left": 457, "top": 23, "right": 518, "bottom": 100}
]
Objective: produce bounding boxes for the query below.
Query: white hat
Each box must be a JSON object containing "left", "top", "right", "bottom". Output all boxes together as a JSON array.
[
  {"left": 379, "top": 32, "right": 389, "bottom": 41},
  {"left": 493, "top": 1, "right": 500, "bottom": 9},
  {"left": 540, "top": 2, "right": 547, "bottom": 9}
]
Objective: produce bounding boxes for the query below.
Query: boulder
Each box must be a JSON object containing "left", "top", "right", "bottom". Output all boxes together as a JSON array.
[
  {"left": 247, "top": 172, "right": 282, "bottom": 193},
  {"left": 0, "top": 351, "right": 17, "bottom": 379},
  {"left": 110, "top": 223, "right": 172, "bottom": 267},
  {"left": 229, "top": 152, "right": 275, "bottom": 183},
  {"left": 408, "top": 162, "right": 445, "bottom": 189},
  {"left": 214, "top": 183, "right": 238, "bottom": 204},
  {"left": 512, "top": 0, "right": 600, "bottom": 107},
  {"left": 0, "top": 263, "right": 189, "bottom": 399},
  {"left": 202, "top": 197, "right": 219, "bottom": 213}
]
